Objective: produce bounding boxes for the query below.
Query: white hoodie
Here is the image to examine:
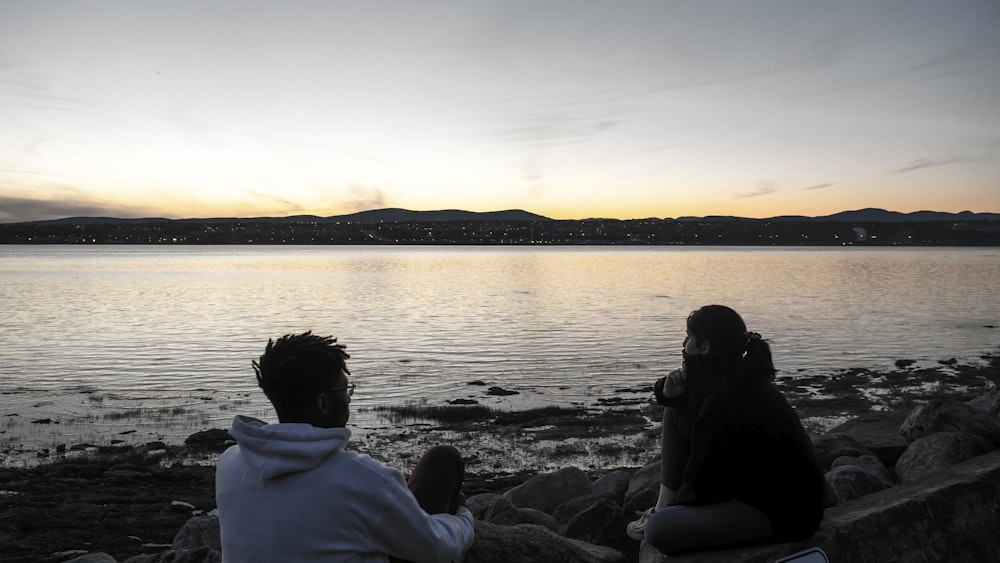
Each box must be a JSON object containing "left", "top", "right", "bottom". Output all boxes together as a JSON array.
[{"left": 216, "top": 415, "right": 475, "bottom": 563}]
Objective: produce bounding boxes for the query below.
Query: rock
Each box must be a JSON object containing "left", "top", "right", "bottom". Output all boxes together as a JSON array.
[
  {"left": 622, "top": 459, "right": 660, "bottom": 516},
  {"left": 122, "top": 546, "right": 221, "bottom": 563},
  {"left": 466, "top": 493, "right": 506, "bottom": 520},
  {"left": 638, "top": 450, "right": 1000, "bottom": 563},
  {"left": 831, "top": 454, "right": 893, "bottom": 485},
  {"left": 592, "top": 470, "right": 631, "bottom": 504},
  {"left": 471, "top": 493, "right": 558, "bottom": 530},
  {"left": 504, "top": 466, "right": 593, "bottom": 513},
  {"left": 486, "top": 386, "right": 519, "bottom": 396},
  {"left": 825, "top": 457, "right": 894, "bottom": 504},
  {"left": 553, "top": 493, "right": 604, "bottom": 524},
  {"left": 183, "top": 429, "right": 234, "bottom": 452},
  {"left": 448, "top": 398, "right": 479, "bottom": 405},
  {"left": 64, "top": 553, "right": 118, "bottom": 563},
  {"left": 564, "top": 538, "right": 628, "bottom": 563},
  {"left": 119, "top": 516, "right": 223, "bottom": 562},
  {"left": 825, "top": 453, "right": 895, "bottom": 505},
  {"left": 172, "top": 515, "right": 221, "bottom": 551},
  {"left": 564, "top": 496, "right": 626, "bottom": 548},
  {"left": 895, "top": 431, "right": 994, "bottom": 483},
  {"left": 810, "top": 433, "right": 876, "bottom": 470},
  {"left": 899, "top": 400, "right": 1000, "bottom": 445},
  {"left": 464, "top": 521, "right": 612, "bottom": 563},
  {"left": 516, "top": 507, "right": 560, "bottom": 531},
  {"left": 967, "top": 389, "right": 1000, "bottom": 416},
  {"left": 826, "top": 411, "right": 910, "bottom": 467}
]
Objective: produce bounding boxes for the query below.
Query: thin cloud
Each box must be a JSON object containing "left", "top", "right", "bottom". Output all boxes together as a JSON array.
[
  {"left": 734, "top": 184, "right": 778, "bottom": 199},
  {"left": 894, "top": 156, "right": 965, "bottom": 173},
  {"left": 235, "top": 187, "right": 300, "bottom": 211},
  {"left": 504, "top": 114, "right": 616, "bottom": 149},
  {"left": 803, "top": 183, "right": 837, "bottom": 191}
]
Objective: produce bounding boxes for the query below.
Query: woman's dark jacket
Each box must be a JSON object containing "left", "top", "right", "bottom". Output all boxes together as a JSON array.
[{"left": 657, "top": 360, "right": 826, "bottom": 541}]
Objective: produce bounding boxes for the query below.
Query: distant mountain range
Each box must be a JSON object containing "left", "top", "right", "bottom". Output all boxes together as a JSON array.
[
  {"left": 16, "top": 207, "right": 1000, "bottom": 225},
  {"left": 26, "top": 208, "right": 550, "bottom": 225},
  {"left": 676, "top": 208, "right": 1000, "bottom": 223}
]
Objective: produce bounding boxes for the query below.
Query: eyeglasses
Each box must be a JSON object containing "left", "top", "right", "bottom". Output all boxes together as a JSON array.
[{"left": 325, "top": 383, "right": 356, "bottom": 397}]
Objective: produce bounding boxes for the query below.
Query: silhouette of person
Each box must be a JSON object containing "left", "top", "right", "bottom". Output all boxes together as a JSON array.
[
  {"left": 216, "top": 332, "right": 473, "bottom": 562},
  {"left": 628, "top": 305, "right": 825, "bottom": 554}
]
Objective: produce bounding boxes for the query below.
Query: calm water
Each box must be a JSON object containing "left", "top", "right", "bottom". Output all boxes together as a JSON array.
[{"left": 1, "top": 245, "right": 998, "bottom": 457}]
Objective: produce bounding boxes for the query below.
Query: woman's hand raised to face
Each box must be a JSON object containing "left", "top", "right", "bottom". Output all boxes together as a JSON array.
[{"left": 654, "top": 368, "right": 688, "bottom": 404}]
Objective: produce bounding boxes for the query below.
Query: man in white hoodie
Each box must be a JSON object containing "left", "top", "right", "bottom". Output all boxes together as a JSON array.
[{"left": 216, "top": 332, "right": 475, "bottom": 562}]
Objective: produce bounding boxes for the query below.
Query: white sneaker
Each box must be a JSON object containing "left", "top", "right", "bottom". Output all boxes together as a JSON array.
[{"left": 626, "top": 507, "right": 656, "bottom": 540}]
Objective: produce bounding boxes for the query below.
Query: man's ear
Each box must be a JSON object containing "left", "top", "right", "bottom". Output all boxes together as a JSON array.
[
  {"left": 699, "top": 341, "right": 712, "bottom": 354},
  {"left": 316, "top": 392, "right": 331, "bottom": 414}
]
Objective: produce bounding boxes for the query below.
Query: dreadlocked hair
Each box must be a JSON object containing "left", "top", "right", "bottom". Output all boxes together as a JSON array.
[{"left": 252, "top": 331, "right": 350, "bottom": 415}]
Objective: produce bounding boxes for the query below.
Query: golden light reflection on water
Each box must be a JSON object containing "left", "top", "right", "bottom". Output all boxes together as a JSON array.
[{"left": 1, "top": 245, "right": 998, "bottom": 466}]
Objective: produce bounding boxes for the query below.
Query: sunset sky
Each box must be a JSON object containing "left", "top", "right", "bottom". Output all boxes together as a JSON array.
[{"left": 1, "top": 1, "right": 998, "bottom": 223}]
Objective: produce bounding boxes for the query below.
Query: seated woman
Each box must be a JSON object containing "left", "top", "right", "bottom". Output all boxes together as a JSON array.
[{"left": 628, "top": 305, "right": 826, "bottom": 554}]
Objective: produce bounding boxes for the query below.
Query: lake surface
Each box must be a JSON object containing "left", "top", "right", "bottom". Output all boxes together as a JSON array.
[{"left": 1, "top": 245, "right": 998, "bottom": 461}]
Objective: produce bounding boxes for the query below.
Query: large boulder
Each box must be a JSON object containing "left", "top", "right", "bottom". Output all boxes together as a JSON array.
[
  {"left": 895, "top": 431, "right": 994, "bottom": 483},
  {"left": 831, "top": 454, "right": 893, "bottom": 485},
  {"left": 825, "top": 411, "right": 910, "bottom": 467},
  {"left": 123, "top": 515, "right": 222, "bottom": 563},
  {"left": 810, "top": 433, "right": 876, "bottom": 470},
  {"left": 639, "top": 450, "right": 1000, "bottom": 563},
  {"left": 183, "top": 429, "right": 235, "bottom": 452},
  {"left": 899, "top": 400, "right": 1000, "bottom": 444},
  {"left": 503, "top": 466, "right": 593, "bottom": 514},
  {"left": 172, "top": 515, "right": 221, "bottom": 551},
  {"left": 466, "top": 493, "right": 506, "bottom": 520},
  {"left": 563, "top": 496, "right": 627, "bottom": 548},
  {"left": 469, "top": 493, "right": 558, "bottom": 530},
  {"left": 826, "top": 456, "right": 894, "bottom": 504},
  {"left": 592, "top": 470, "right": 631, "bottom": 504},
  {"left": 622, "top": 460, "right": 661, "bottom": 516},
  {"left": 966, "top": 388, "right": 1000, "bottom": 416},
  {"left": 564, "top": 538, "right": 629, "bottom": 563},
  {"left": 464, "top": 521, "right": 619, "bottom": 563},
  {"left": 123, "top": 547, "right": 221, "bottom": 563}
]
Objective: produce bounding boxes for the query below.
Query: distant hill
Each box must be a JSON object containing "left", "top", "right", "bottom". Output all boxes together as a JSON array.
[
  {"left": 14, "top": 207, "right": 1000, "bottom": 226},
  {"left": 316, "top": 208, "right": 550, "bottom": 223},
  {"left": 681, "top": 208, "right": 1000, "bottom": 223},
  {"left": 7, "top": 207, "right": 999, "bottom": 245},
  {"left": 30, "top": 208, "right": 551, "bottom": 225},
  {"left": 775, "top": 208, "right": 1000, "bottom": 222}
]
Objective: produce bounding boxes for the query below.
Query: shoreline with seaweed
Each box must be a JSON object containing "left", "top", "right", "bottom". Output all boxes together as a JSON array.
[
  {"left": 4, "top": 350, "right": 998, "bottom": 475},
  {"left": 1, "top": 352, "right": 998, "bottom": 562}
]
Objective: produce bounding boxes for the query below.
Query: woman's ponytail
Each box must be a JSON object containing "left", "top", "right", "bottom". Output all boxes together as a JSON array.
[
  {"left": 741, "top": 331, "right": 776, "bottom": 382},
  {"left": 686, "top": 305, "right": 776, "bottom": 382}
]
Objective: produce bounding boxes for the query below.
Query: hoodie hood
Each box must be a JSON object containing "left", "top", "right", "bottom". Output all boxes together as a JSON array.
[{"left": 227, "top": 415, "right": 351, "bottom": 480}]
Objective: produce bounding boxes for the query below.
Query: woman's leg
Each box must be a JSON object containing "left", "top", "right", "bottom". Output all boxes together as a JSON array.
[
  {"left": 407, "top": 444, "right": 465, "bottom": 515},
  {"left": 659, "top": 406, "right": 688, "bottom": 507},
  {"left": 644, "top": 500, "right": 773, "bottom": 555}
]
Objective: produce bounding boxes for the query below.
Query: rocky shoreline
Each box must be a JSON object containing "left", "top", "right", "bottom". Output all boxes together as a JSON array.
[{"left": 1, "top": 355, "right": 998, "bottom": 563}]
